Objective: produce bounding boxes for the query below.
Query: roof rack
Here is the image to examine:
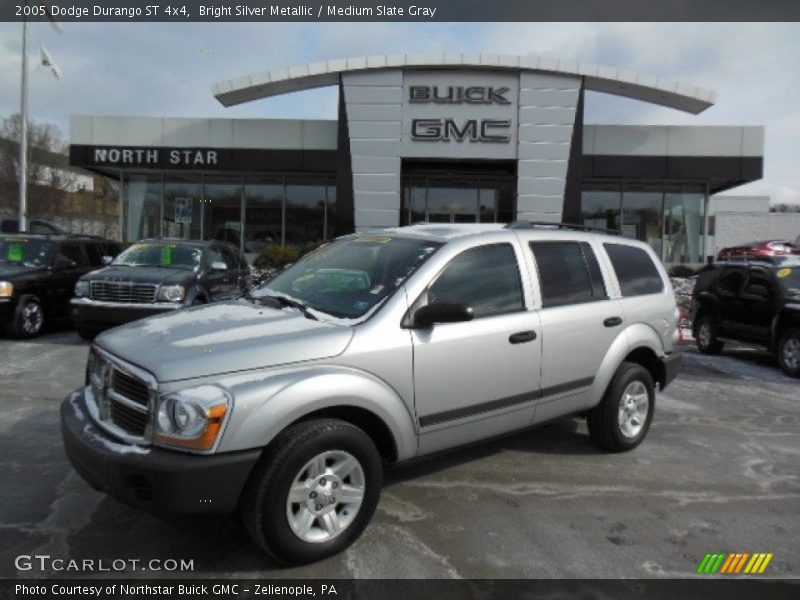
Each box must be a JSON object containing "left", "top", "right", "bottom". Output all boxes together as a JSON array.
[{"left": 505, "top": 221, "right": 622, "bottom": 236}]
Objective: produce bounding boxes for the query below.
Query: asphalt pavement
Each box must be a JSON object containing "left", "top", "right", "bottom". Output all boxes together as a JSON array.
[{"left": 1, "top": 327, "right": 797, "bottom": 579}]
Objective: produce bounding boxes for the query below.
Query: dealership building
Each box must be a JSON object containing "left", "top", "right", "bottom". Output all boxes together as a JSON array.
[{"left": 68, "top": 53, "right": 765, "bottom": 265}]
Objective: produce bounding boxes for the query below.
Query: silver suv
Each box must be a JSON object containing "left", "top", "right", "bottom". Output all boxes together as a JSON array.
[{"left": 61, "top": 223, "right": 681, "bottom": 564}]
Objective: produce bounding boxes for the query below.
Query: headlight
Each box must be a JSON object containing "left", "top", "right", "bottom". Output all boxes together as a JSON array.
[
  {"left": 0, "top": 281, "right": 13, "bottom": 298},
  {"left": 157, "top": 285, "right": 185, "bottom": 303},
  {"left": 153, "top": 385, "right": 230, "bottom": 451},
  {"left": 75, "top": 280, "right": 89, "bottom": 297}
]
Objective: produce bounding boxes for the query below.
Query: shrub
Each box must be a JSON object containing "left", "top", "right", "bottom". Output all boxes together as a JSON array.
[{"left": 253, "top": 244, "right": 300, "bottom": 271}]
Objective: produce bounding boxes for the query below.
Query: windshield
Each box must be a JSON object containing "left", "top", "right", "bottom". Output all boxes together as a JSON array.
[
  {"left": 252, "top": 235, "right": 442, "bottom": 319},
  {"left": 776, "top": 266, "right": 800, "bottom": 296},
  {"left": 113, "top": 242, "right": 203, "bottom": 270},
  {"left": 0, "top": 237, "right": 54, "bottom": 268}
]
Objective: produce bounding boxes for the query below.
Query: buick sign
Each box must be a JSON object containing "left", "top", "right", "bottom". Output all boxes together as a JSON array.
[{"left": 409, "top": 86, "right": 511, "bottom": 105}]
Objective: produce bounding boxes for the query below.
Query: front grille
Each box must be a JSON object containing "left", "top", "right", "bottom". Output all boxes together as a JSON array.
[
  {"left": 110, "top": 399, "right": 148, "bottom": 436},
  {"left": 111, "top": 370, "right": 149, "bottom": 407},
  {"left": 90, "top": 281, "right": 157, "bottom": 304}
]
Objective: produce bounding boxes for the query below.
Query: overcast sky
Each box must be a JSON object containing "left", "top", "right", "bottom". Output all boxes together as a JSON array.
[{"left": 0, "top": 21, "right": 797, "bottom": 204}]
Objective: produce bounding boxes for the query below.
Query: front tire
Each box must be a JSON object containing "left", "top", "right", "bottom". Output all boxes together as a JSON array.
[
  {"left": 694, "top": 313, "right": 724, "bottom": 355},
  {"left": 7, "top": 294, "right": 45, "bottom": 338},
  {"left": 587, "top": 362, "right": 655, "bottom": 452},
  {"left": 241, "top": 419, "right": 383, "bottom": 565},
  {"left": 777, "top": 328, "right": 800, "bottom": 378}
]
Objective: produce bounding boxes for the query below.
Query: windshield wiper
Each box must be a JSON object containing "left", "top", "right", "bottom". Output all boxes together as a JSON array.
[{"left": 247, "top": 292, "right": 318, "bottom": 320}]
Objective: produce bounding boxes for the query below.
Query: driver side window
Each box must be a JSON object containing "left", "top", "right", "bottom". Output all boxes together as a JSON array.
[{"left": 428, "top": 244, "right": 524, "bottom": 319}]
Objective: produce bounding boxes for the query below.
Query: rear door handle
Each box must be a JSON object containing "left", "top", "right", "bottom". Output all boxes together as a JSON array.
[
  {"left": 509, "top": 330, "right": 537, "bottom": 344},
  {"left": 604, "top": 316, "right": 623, "bottom": 327}
]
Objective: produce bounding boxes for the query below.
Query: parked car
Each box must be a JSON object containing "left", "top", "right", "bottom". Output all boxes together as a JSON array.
[
  {"left": 691, "top": 257, "right": 800, "bottom": 377},
  {"left": 0, "top": 218, "right": 65, "bottom": 235},
  {"left": 716, "top": 240, "right": 799, "bottom": 261},
  {"left": 71, "top": 238, "right": 250, "bottom": 339},
  {"left": 0, "top": 234, "right": 121, "bottom": 338},
  {"left": 61, "top": 223, "right": 681, "bottom": 564}
]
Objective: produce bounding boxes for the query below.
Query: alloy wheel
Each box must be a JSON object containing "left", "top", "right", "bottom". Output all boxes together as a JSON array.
[{"left": 618, "top": 380, "right": 649, "bottom": 439}]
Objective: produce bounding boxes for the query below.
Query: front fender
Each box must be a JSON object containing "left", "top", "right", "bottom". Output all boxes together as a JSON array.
[
  {"left": 215, "top": 365, "right": 417, "bottom": 461},
  {"left": 588, "top": 323, "right": 665, "bottom": 410}
]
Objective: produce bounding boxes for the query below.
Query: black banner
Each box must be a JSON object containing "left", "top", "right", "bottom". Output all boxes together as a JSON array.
[
  {"left": 3, "top": 579, "right": 800, "bottom": 600},
  {"left": 2, "top": 0, "right": 800, "bottom": 22}
]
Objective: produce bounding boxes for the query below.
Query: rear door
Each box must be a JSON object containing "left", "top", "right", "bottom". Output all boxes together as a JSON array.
[
  {"left": 203, "top": 245, "right": 232, "bottom": 301},
  {"left": 736, "top": 267, "right": 778, "bottom": 343},
  {"left": 713, "top": 267, "right": 747, "bottom": 335},
  {"left": 528, "top": 239, "right": 624, "bottom": 421}
]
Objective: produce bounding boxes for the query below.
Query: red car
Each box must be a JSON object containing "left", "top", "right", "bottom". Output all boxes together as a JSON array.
[{"left": 717, "top": 240, "right": 799, "bottom": 261}]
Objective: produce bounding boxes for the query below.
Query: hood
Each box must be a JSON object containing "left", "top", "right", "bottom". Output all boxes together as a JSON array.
[
  {"left": 96, "top": 299, "right": 354, "bottom": 382},
  {"left": 0, "top": 263, "right": 44, "bottom": 279},
  {"left": 84, "top": 265, "right": 195, "bottom": 286}
]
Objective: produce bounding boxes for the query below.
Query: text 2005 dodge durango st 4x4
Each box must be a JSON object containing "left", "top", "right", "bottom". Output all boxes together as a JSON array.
[{"left": 61, "top": 223, "right": 681, "bottom": 564}]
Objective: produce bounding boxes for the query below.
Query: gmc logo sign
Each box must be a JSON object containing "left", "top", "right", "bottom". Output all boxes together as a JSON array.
[
  {"left": 411, "top": 119, "right": 511, "bottom": 143},
  {"left": 409, "top": 86, "right": 511, "bottom": 105}
]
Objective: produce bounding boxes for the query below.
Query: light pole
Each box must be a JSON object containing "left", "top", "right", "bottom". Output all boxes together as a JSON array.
[{"left": 18, "top": 8, "right": 29, "bottom": 232}]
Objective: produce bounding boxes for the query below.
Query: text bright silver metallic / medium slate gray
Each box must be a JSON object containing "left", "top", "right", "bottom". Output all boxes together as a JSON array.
[{"left": 61, "top": 223, "right": 681, "bottom": 564}]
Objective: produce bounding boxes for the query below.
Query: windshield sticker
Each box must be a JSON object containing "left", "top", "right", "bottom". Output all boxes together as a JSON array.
[
  {"left": 777, "top": 268, "right": 792, "bottom": 279},
  {"left": 353, "top": 300, "right": 370, "bottom": 311},
  {"left": 355, "top": 236, "right": 392, "bottom": 244},
  {"left": 369, "top": 284, "right": 384, "bottom": 295},
  {"left": 7, "top": 243, "right": 24, "bottom": 262},
  {"left": 160, "top": 246, "right": 173, "bottom": 266}
]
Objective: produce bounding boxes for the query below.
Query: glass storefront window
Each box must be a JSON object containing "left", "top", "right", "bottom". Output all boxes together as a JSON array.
[
  {"left": 664, "top": 187, "right": 706, "bottom": 264},
  {"left": 124, "top": 174, "right": 161, "bottom": 241},
  {"left": 326, "top": 183, "right": 338, "bottom": 240},
  {"left": 622, "top": 186, "right": 664, "bottom": 258},
  {"left": 164, "top": 175, "right": 202, "bottom": 240},
  {"left": 581, "top": 185, "right": 621, "bottom": 231},
  {"left": 203, "top": 177, "right": 243, "bottom": 249},
  {"left": 285, "top": 177, "right": 326, "bottom": 247},
  {"left": 245, "top": 177, "right": 284, "bottom": 252}
]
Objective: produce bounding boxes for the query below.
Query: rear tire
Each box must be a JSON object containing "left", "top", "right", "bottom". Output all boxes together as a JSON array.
[
  {"left": 694, "top": 313, "right": 724, "bottom": 355},
  {"left": 7, "top": 294, "right": 45, "bottom": 339},
  {"left": 587, "top": 362, "right": 655, "bottom": 453},
  {"left": 776, "top": 328, "right": 800, "bottom": 378},
  {"left": 240, "top": 419, "right": 383, "bottom": 565}
]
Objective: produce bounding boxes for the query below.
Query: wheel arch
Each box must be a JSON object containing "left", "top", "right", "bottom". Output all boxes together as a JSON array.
[
  {"left": 590, "top": 324, "right": 666, "bottom": 409},
  {"left": 216, "top": 365, "right": 417, "bottom": 463}
]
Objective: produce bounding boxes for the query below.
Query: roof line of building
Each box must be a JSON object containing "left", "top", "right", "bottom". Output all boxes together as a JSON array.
[{"left": 212, "top": 53, "right": 717, "bottom": 114}]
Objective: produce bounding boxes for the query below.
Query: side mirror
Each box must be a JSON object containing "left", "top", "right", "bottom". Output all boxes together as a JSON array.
[
  {"left": 101, "top": 255, "right": 113, "bottom": 265},
  {"left": 413, "top": 302, "right": 473, "bottom": 328},
  {"left": 211, "top": 261, "right": 228, "bottom": 271},
  {"left": 54, "top": 257, "right": 76, "bottom": 270}
]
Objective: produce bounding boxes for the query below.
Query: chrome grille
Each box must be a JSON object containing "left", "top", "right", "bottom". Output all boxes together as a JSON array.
[
  {"left": 89, "top": 350, "right": 153, "bottom": 439},
  {"left": 90, "top": 281, "right": 157, "bottom": 304},
  {"left": 110, "top": 399, "right": 148, "bottom": 436},
  {"left": 111, "top": 370, "right": 149, "bottom": 407}
]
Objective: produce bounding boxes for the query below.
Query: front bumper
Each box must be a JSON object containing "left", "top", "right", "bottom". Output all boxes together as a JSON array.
[
  {"left": 61, "top": 389, "right": 261, "bottom": 515},
  {"left": 659, "top": 352, "right": 682, "bottom": 390},
  {"left": 71, "top": 297, "right": 181, "bottom": 331}
]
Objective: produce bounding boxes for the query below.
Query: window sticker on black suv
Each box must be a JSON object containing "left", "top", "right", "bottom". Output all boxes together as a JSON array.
[{"left": 604, "top": 243, "right": 664, "bottom": 297}]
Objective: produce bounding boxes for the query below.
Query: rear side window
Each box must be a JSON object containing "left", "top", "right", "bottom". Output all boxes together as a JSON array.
[
  {"left": 428, "top": 244, "right": 524, "bottom": 318},
  {"left": 58, "top": 242, "right": 88, "bottom": 267},
  {"left": 604, "top": 243, "right": 664, "bottom": 296},
  {"left": 530, "top": 241, "right": 608, "bottom": 308},
  {"left": 716, "top": 268, "right": 746, "bottom": 295}
]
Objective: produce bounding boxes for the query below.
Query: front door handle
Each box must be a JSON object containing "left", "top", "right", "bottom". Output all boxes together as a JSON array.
[
  {"left": 604, "top": 316, "right": 623, "bottom": 327},
  {"left": 509, "top": 330, "right": 537, "bottom": 344}
]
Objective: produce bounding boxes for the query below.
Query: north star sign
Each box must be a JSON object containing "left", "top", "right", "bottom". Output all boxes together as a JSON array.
[{"left": 91, "top": 147, "right": 219, "bottom": 167}]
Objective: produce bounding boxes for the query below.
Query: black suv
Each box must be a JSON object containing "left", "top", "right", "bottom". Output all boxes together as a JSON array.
[
  {"left": 71, "top": 238, "right": 250, "bottom": 339},
  {"left": 0, "top": 234, "right": 121, "bottom": 338},
  {"left": 691, "top": 257, "right": 800, "bottom": 377}
]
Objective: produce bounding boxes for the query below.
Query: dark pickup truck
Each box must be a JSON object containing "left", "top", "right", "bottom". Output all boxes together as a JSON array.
[{"left": 692, "top": 257, "right": 800, "bottom": 377}]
